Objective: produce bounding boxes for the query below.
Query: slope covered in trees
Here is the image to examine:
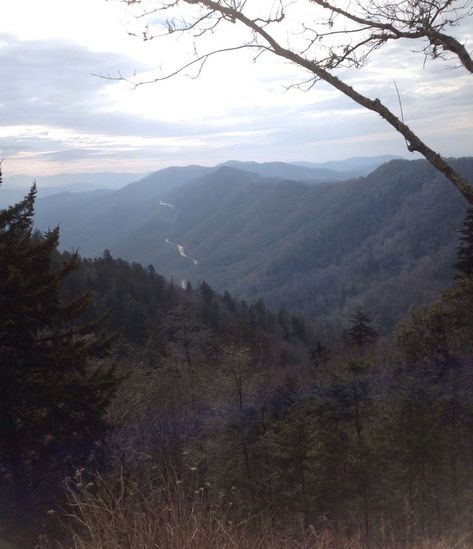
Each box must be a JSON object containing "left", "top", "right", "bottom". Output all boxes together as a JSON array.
[
  {"left": 64, "top": 207, "right": 473, "bottom": 548},
  {"left": 0, "top": 217, "right": 312, "bottom": 545},
  {"left": 4, "top": 173, "right": 473, "bottom": 547},
  {"left": 34, "top": 157, "right": 473, "bottom": 332}
]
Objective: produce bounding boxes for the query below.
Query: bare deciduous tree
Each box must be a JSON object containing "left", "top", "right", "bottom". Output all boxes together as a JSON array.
[{"left": 118, "top": 0, "right": 473, "bottom": 203}]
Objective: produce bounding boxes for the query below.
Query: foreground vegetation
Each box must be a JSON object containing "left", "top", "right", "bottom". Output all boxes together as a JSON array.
[
  {"left": 56, "top": 472, "right": 473, "bottom": 548},
  {"left": 2, "top": 170, "right": 473, "bottom": 547}
]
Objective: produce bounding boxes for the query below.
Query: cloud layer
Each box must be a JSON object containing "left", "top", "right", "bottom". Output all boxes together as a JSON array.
[{"left": 0, "top": 0, "right": 472, "bottom": 176}]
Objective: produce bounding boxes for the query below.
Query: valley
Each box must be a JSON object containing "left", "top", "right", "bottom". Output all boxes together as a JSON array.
[{"left": 31, "top": 156, "right": 472, "bottom": 332}]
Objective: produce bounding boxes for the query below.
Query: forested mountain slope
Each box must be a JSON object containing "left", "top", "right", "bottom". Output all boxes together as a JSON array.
[
  {"left": 34, "top": 164, "right": 213, "bottom": 257},
  {"left": 35, "top": 158, "right": 473, "bottom": 332},
  {"left": 4, "top": 165, "right": 473, "bottom": 548},
  {"left": 116, "top": 158, "right": 473, "bottom": 331}
]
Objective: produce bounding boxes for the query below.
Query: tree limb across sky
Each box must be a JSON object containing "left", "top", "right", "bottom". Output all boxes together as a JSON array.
[{"left": 117, "top": 0, "right": 473, "bottom": 203}]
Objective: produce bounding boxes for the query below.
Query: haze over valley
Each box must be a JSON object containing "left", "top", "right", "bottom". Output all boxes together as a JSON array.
[{"left": 29, "top": 156, "right": 471, "bottom": 332}]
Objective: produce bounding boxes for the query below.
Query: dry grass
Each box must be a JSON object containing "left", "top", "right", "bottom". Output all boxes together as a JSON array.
[
  {"left": 58, "top": 470, "right": 272, "bottom": 549},
  {"left": 52, "top": 471, "right": 472, "bottom": 549}
]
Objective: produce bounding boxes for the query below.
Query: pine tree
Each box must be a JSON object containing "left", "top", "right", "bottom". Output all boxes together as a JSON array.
[
  {"left": 0, "top": 169, "right": 117, "bottom": 510},
  {"left": 343, "top": 308, "right": 378, "bottom": 350},
  {"left": 265, "top": 381, "right": 312, "bottom": 525},
  {"left": 341, "top": 308, "right": 378, "bottom": 545},
  {"left": 454, "top": 208, "right": 473, "bottom": 278},
  {"left": 310, "top": 340, "right": 330, "bottom": 369}
]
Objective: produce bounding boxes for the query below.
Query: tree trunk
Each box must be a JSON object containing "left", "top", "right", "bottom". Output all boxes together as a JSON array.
[{"left": 0, "top": 405, "right": 28, "bottom": 509}]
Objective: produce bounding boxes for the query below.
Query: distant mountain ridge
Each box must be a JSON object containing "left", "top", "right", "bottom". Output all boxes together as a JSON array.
[
  {"left": 31, "top": 156, "right": 472, "bottom": 331},
  {"left": 220, "top": 155, "right": 402, "bottom": 181},
  {"left": 4, "top": 171, "right": 149, "bottom": 189},
  {"left": 219, "top": 160, "right": 341, "bottom": 182},
  {"left": 0, "top": 171, "right": 149, "bottom": 209},
  {"left": 292, "top": 155, "right": 403, "bottom": 176},
  {"left": 2, "top": 154, "right": 397, "bottom": 200}
]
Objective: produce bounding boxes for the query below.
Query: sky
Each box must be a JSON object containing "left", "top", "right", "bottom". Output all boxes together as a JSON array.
[{"left": 0, "top": 0, "right": 472, "bottom": 177}]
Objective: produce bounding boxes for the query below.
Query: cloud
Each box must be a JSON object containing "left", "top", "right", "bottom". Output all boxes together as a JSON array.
[
  {"left": 36, "top": 148, "right": 108, "bottom": 162},
  {"left": 1, "top": 1, "right": 472, "bottom": 178},
  {"left": 0, "top": 34, "right": 143, "bottom": 128}
]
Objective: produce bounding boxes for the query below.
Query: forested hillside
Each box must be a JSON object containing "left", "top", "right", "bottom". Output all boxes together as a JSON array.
[
  {"left": 3, "top": 176, "right": 473, "bottom": 548},
  {"left": 35, "top": 158, "right": 472, "bottom": 332}
]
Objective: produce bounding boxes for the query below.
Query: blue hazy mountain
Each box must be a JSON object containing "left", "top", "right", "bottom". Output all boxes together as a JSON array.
[{"left": 31, "top": 157, "right": 472, "bottom": 331}]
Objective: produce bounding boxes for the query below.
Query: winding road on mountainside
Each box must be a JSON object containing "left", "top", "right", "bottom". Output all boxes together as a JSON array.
[
  {"left": 159, "top": 200, "right": 175, "bottom": 209},
  {"left": 159, "top": 200, "right": 199, "bottom": 289},
  {"left": 165, "top": 238, "right": 199, "bottom": 265}
]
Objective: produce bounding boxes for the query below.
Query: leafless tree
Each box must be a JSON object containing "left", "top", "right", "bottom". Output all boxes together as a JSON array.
[{"left": 118, "top": 0, "right": 473, "bottom": 203}]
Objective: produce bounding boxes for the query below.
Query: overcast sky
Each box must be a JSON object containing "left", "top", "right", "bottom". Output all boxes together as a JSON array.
[{"left": 1, "top": 0, "right": 472, "bottom": 176}]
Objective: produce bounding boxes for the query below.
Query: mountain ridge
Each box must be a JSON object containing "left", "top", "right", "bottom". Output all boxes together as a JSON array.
[{"left": 33, "top": 157, "right": 473, "bottom": 331}]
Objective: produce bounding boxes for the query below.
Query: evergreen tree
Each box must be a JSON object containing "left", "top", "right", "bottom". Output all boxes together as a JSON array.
[
  {"left": 199, "top": 281, "right": 220, "bottom": 328},
  {"left": 277, "top": 307, "right": 291, "bottom": 340},
  {"left": 291, "top": 315, "right": 306, "bottom": 341},
  {"left": 310, "top": 340, "right": 330, "bottom": 369},
  {"left": 343, "top": 308, "right": 378, "bottom": 350},
  {"left": 454, "top": 207, "right": 473, "bottom": 278},
  {"left": 0, "top": 170, "right": 117, "bottom": 511},
  {"left": 341, "top": 308, "right": 378, "bottom": 544},
  {"left": 265, "top": 380, "right": 312, "bottom": 525}
]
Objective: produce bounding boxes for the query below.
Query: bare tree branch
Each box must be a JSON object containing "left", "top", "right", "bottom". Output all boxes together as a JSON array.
[
  {"left": 115, "top": 0, "right": 473, "bottom": 204},
  {"left": 94, "top": 43, "right": 267, "bottom": 86},
  {"left": 311, "top": 0, "right": 473, "bottom": 73}
]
